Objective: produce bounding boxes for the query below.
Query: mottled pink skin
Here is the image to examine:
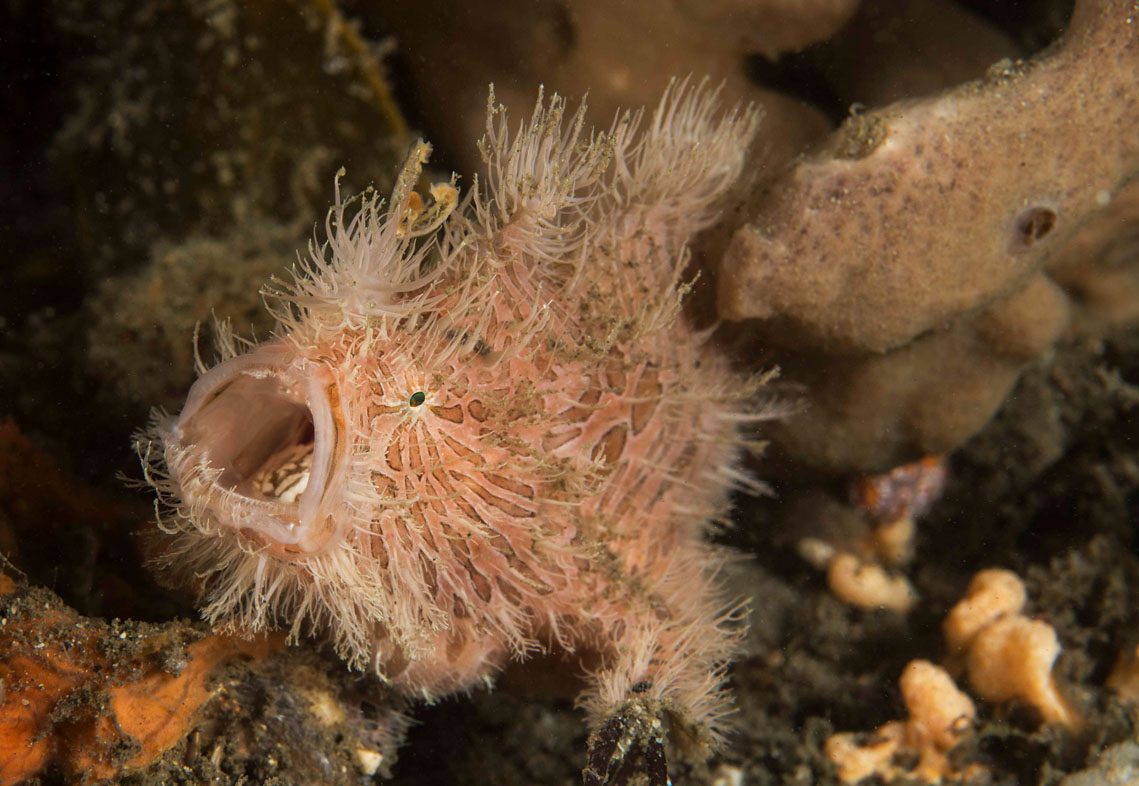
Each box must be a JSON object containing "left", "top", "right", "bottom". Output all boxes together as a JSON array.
[
  {"left": 143, "top": 83, "right": 767, "bottom": 762},
  {"left": 352, "top": 249, "right": 744, "bottom": 705}
]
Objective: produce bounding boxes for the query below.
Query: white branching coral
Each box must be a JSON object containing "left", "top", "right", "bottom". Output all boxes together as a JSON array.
[
  {"left": 945, "top": 569, "right": 1080, "bottom": 730},
  {"left": 826, "top": 552, "right": 919, "bottom": 613},
  {"left": 827, "top": 566, "right": 1085, "bottom": 784},
  {"left": 136, "top": 79, "right": 773, "bottom": 778},
  {"left": 797, "top": 455, "right": 947, "bottom": 613},
  {"left": 827, "top": 660, "right": 982, "bottom": 785},
  {"left": 944, "top": 568, "right": 1028, "bottom": 653}
]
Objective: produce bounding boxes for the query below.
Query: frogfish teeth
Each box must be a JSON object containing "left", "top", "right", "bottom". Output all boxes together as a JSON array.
[{"left": 138, "top": 79, "right": 775, "bottom": 774}]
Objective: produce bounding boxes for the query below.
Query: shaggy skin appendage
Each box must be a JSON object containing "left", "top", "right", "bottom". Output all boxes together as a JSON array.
[{"left": 137, "top": 79, "right": 778, "bottom": 782}]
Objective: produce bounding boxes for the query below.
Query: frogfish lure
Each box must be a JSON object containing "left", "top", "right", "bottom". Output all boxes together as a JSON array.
[{"left": 138, "top": 79, "right": 776, "bottom": 783}]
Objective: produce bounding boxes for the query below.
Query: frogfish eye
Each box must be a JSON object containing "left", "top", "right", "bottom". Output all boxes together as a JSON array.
[{"left": 167, "top": 343, "right": 346, "bottom": 555}]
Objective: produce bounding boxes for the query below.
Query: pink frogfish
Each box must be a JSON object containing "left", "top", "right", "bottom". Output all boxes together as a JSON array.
[{"left": 138, "top": 80, "right": 774, "bottom": 784}]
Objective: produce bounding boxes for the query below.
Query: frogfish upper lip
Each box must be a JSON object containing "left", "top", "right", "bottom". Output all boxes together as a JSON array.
[{"left": 167, "top": 342, "right": 347, "bottom": 556}]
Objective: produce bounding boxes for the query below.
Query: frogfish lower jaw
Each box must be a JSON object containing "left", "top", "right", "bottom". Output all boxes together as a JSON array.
[{"left": 166, "top": 342, "right": 347, "bottom": 555}]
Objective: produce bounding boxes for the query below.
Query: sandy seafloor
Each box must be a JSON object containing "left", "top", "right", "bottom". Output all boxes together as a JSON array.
[{"left": 1, "top": 1, "right": 1136, "bottom": 784}]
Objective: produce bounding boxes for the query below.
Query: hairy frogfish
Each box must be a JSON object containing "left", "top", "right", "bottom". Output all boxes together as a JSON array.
[{"left": 138, "top": 79, "right": 775, "bottom": 784}]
